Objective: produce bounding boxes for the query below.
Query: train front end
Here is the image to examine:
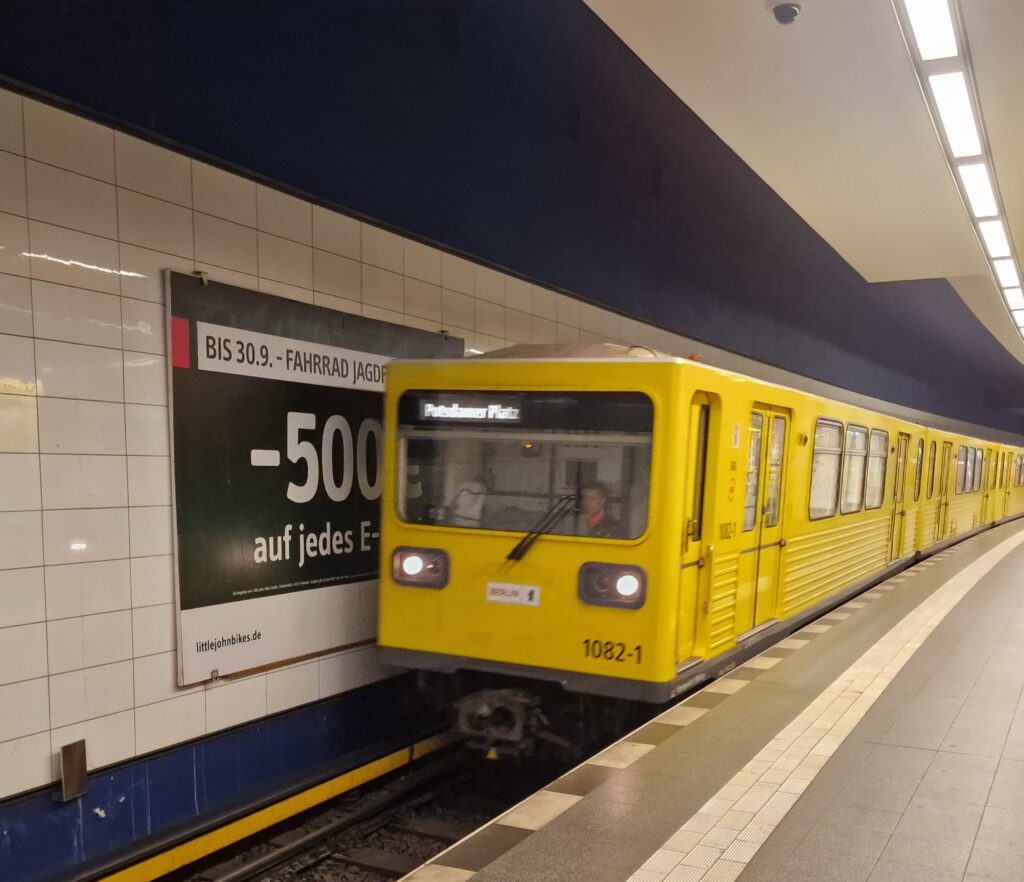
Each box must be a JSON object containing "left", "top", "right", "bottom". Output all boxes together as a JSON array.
[{"left": 378, "top": 355, "right": 684, "bottom": 712}]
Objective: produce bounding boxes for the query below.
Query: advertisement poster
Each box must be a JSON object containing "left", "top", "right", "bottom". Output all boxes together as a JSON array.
[{"left": 167, "top": 272, "right": 461, "bottom": 684}]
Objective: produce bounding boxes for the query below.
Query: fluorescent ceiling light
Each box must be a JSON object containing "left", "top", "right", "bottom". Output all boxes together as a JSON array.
[
  {"left": 1013, "top": 309, "right": 1024, "bottom": 328},
  {"left": 979, "top": 219, "right": 1011, "bottom": 259},
  {"left": 929, "top": 72, "right": 981, "bottom": 157},
  {"left": 1005, "top": 288, "right": 1024, "bottom": 311},
  {"left": 957, "top": 163, "right": 998, "bottom": 217},
  {"left": 994, "top": 259, "right": 1020, "bottom": 288},
  {"left": 904, "top": 0, "right": 958, "bottom": 60}
]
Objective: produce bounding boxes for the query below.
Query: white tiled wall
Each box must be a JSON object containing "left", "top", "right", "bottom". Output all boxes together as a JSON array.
[{"left": 0, "top": 86, "right": 693, "bottom": 801}]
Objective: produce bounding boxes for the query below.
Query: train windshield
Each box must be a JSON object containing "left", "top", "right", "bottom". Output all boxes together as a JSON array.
[{"left": 397, "top": 390, "right": 653, "bottom": 539}]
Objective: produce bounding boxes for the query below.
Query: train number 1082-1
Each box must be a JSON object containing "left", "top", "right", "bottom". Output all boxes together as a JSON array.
[{"left": 582, "top": 639, "right": 642, "bottom": 663}]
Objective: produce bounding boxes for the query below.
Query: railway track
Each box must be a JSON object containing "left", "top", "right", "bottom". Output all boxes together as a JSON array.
[{"left": 172, "top": 746, "right": 568, "bottom": 882}]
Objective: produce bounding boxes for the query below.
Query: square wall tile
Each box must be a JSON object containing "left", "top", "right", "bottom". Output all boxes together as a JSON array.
[
  {"left": 475, "top": 300, "right": 504, "bottom": 337},
  {"left": 0, "top": 273, "right": 32, "bottom": 336},
  {"left": 362, "top": 304, "right": 403, "bottom": 326},
  {"left": 258, "top": 232, "right": 312, "bottom": 288},
  {"left": 532, "top": 316, "right": 557, "bottom": 344},
  {"left": 0, "top": 453, "right": 40, "bottom": 510},
  {"left": 505, "top": 276, "right": 532, "bottom": 310},
  {"left": 117, "top": 189, "right": 193, "bottom": 259},
  {"left": 0, "top": 397, "right": 36, "bottom": 456},
  {"left": 47, "top": 610, "right": 133, "bottom": 674},
  {"left": 132, "top": 603, "right": 175, "bottom": 657},
  {"left": 123, "top": 352, "right": 167, "bottom": 405},
  {"left": 195, "top": 213, "right": 258, "bottom": 275},
  {"left": 505, "top": 308, "right": 532, "bottom": 343},
  {"left": 23, "top": 99, "right": 114, "bottom": 182},
  {"left": 531, "top": 286, "right": 558, "bottom": 321},
  {"left": 441, "top": 253, "right": 474, "bottom": 295},
  {"left": 193, "top": 161, "right": 256, "bottom": 227},
  {"left": 51, "top": 708, "right": 135, "bottom": 770},
  {"left": 442, "top": 289, "right": 475, "bottom": 330},
  {"left": 130, "top": 554, "right": 174, "bottom": 608},
  {"left": 0, "top": 332, "right": 36, "bottom": 395},
  {"left": 134, "top": 652, "right": 200, "bottom": 707},
  {"left": 129, "top": 506, "right": 172, "bottom": 557},
  {"left": 404, "top": 278, "right": 442, "bottom": 321},
  {"left": 38, "top": 398, "right": 125, "bottom": 454},
  {"left": 125, "top": 404, "right": 169, "bottom": 455},
  {"left": 556, "top": 295, "right": 581, "bottom": 327},
  {"left": 40, "top": 454, "right": 128, "bottom": 509},
  {"left": 362, "top": 265, "right": 403, "bottom": 312},
  {"left": 0, "top": 90, "right": 24, "bottom": 155},
  {"left": 27, "top": 219, "right": 120, "bottom": 294},
  {"left": 473, "top": 267, "right": 505, "bottom": 304},
  {"left": 319, "top": 649, "right": 368, "bottom": 697},
  {"left": 313, "top": 249, "right": 361, "bottom": 300},
  {"left": 26, "top": 161, "right": 117, "bottom": 239},
  {"left": 49, "top": 660, "right": 133, "bottom": 729},
  {"left": 0, "top": 211, "right": 30, "bottom": 278},
  {"left": 404, "top": 240, "right": 442, "bottom": 285},
  {"left": 118, "top": 243, "right": 194, "bottom": 304},
  {"left": 0, "top": 678, "right": 49, "bottom": 741},
  {"left": 361, "top": 223, "right": 404, "bottom": 273},
  {"left": 0, "top": 622, "right": 47, "bottom": 685},
  {"left": 122, "top": 298, "right": 166, "bottom": 355},
  {"left": 312, "top": 206, "right": 359, "bottom": 259},
  {"left": 115, "top": 132, "right": 191, "bottom": 207},
  {"left": 31, "top": 280, "right": 123, "bottom": 349},
  {"left": 127, "top": 456, "right": 171, "bottom": 506},
  {"left": 0, "top": 511, "right": 43, "bottom": 570},
  {"left": 42, "top": 507, "right": 129, "bottom": 565},
  {"left": 267, "top": 662, "right": 319, "bottom": 714},
  {"left": 0, "top": 567, "right": 45, "bottom": 627},
  {"left": 257, "top": 185, "right": 311, "bottom": 244},
  {"left": 206, "top": 676, "right": 267, "bottom": 732},
  {"left": 45, "top": 558, "right": 131, "bottom": 619},
  {"left": 0, "top": 150, "right": 27, "bottom": 217},
  {"left": 35, "top": 340, "right": 123, "bottom": 402},
  {"left": 136, "top": 693, "right": 205, "bottom": 755},
  {"left": 0, "top": 733, "right": 52, "bottom": 800}
]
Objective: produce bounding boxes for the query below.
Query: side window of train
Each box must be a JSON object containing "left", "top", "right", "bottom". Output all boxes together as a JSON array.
[
  {"left": 974, "top": 449, "right": 984, "bottom": 493},
  {"left": 689, "top": 404, "right": 710, "bottom": 542},
  {"left": 840, "top": 424, "right": 867, "bottom": 514},
  {"left": 866, "top": 430, "right": 889, "bottom": 509},
  {"left": 956, "top": 445, "right": 967, "bottom": 494},
  {"left": 913, "top": 438, "right": 924, "bottom": 502},
  {"left": 927, "top": 440, "right": 937, "bottom": 499},
  {"left": 743, "top": 413, "right": 763, "bottom": 532},
  {"left": 809, "top": 419, "right": 843, "bottom": 520},
  {"left": 764, "top": 415, "right": 786, "bottom": 528}
]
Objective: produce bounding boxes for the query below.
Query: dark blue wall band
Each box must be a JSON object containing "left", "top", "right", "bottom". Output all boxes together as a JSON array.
[{"left": 0, "top": 675, "right": 442, "bottom": 882}]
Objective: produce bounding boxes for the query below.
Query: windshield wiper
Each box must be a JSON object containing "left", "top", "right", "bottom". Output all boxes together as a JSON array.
[{"left": 507, "top": 493, "right": 579, "bottom": 561}]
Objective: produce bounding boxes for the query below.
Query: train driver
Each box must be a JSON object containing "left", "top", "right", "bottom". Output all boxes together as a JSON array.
[{"left": 580, "top": 482, "right": 625, "bottom": 538}]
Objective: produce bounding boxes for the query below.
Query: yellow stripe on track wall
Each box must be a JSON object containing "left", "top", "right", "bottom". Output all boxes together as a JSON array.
[{"left": 99, "top": 734, "right": 449, "bottom": 882}]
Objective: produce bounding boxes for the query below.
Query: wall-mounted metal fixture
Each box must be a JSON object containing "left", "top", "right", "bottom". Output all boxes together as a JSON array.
[{"left": 56, "top": 739, "right": 87, "bottom": 802}]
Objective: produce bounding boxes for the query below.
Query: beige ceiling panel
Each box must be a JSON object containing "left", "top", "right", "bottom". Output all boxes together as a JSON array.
[{"left": 585, "top": 0, "right": 988, "bottom": 282}]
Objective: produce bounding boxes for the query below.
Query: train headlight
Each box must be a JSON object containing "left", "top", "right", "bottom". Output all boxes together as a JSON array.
[
  {"left": 391, "top": 547, "right": 449, "bottom": 588},
  {"left": 578, "top": 563, "right": 646, "bottom": 608}
]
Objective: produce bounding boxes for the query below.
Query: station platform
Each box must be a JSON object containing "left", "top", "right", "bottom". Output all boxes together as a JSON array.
[{"left": 404, "top": 519, "right": 1024, "bottom": 882}]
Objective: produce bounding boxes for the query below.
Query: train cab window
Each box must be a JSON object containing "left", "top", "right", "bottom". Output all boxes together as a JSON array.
[
  {"left": 927, "top": 441, "right": 936, "bottom": 499},
  {"left": 974, "top": 449, "right": 984, "bottom": 492},
  {"left": 743, "top": 413, "right": 764, "bottom": 532},
  {"left": 956, "top": 446, "right": 968, "bottom": 494},
  {"left": 397, "top": 390, "right": 653, "bottom": 539},
  {"left": 866, "top": 430, "right": 889, "bottom": 509},
  {"left": 810, "top": 419, "right": 843, "bottom": 519},
  {"left": 840, "top": 425, "right": 868, "bottom": 514},
  {"left": 913, "top": 439, "right": 924, "bottom": 502}
]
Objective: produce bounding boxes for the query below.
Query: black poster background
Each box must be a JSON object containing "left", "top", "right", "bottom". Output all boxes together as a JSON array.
[{"left": 168, "top": 272, "right": 461, "bottom": 612}]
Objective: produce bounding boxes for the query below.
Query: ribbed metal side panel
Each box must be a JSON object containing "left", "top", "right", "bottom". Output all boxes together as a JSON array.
[
  {"left": 781, "top": 517, "right": 889, "bottom": 615},
  {"left": 947, "top": 497, "right": 981, "bottom": 533},
  {"left": 708, "top": 551, "right": 740, "bottom": 651},
  {"left": 903, "top": 508, "right": 917, "bottom": 553}
]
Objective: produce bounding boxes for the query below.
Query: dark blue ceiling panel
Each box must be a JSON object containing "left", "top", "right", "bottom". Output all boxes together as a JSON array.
[{"left": 2, "top": 0, "right": 1022, "bottom": 431}]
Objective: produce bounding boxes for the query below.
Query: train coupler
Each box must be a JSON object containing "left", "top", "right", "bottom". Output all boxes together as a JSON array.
[{"left": 454, "top": 688, "right": 571, "bottom": 758}]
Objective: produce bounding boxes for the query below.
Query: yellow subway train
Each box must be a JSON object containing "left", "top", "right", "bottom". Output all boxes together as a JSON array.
[{"left": 377, "top": 345, "right": 1024, "bottom": 705}]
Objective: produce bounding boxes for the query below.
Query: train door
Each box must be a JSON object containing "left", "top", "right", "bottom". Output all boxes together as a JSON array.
[
  {"left": 889, "top": 433, "right": 910, "bottom": 561},
  {"left": 744, "top": 405, "right": 790, "bottom": 628},
  {"left": 678, "top": 394, "right": 711, "bottom": 662},
  {"left": 936, "top": 441, "right": 953, "bottom": 538}
]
